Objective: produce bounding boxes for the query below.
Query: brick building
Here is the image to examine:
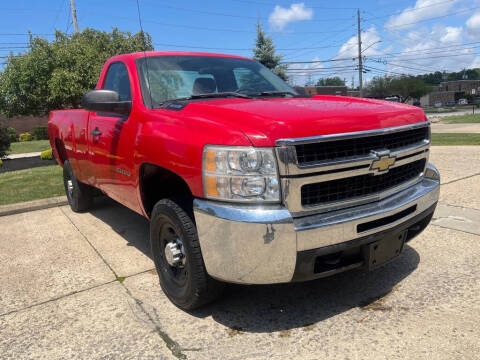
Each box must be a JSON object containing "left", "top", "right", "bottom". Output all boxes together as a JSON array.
[{"left": 423, "top": 80, "right": 480, "bottom": 106}]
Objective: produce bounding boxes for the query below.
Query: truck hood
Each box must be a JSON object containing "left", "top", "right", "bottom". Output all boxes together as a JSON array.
[{"left": 180, "top": 96, "right": 428, "bottom": 147}]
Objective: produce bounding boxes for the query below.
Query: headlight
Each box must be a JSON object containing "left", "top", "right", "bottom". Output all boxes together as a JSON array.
[{"left": 203, "top": 146, "right": 280, "bottom": 202}]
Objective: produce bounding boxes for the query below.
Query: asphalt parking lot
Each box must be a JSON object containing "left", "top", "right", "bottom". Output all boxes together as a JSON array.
[{"left": 1, "top": 146, "right": 480, "bottom": 360}]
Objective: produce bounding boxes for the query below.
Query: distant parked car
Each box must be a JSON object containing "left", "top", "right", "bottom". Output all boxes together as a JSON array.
[
  {"left": 446, "top": 100, "right": 455, "bottom": 107},
  {"left": 413, "top": 101, "right": 421, "bottom": 106},
  {"left": 385, "top": 96, "right": 401, "bottom": 102},
  {"left": 434, "top": 101, "right": 443, "bottom": 108},
  {"left": 458, "top": 98, "right": 468, "bottom": 105}
]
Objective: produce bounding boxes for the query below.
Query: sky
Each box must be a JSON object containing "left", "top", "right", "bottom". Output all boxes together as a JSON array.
[{"left": 2, "top": 0, "right": 480, "bottom": 86}]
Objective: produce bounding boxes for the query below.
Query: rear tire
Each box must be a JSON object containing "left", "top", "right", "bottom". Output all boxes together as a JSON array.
[
  {"left": 63, "top": 160, "right": 93, "bottom": 212},
  {"left": 150, "top": 198, "right": 223, "bottom": 310}
]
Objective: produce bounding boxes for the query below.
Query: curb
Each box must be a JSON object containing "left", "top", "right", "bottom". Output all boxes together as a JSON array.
[{"left": 0, "top": 196, "right": 68, "bottom": 217}]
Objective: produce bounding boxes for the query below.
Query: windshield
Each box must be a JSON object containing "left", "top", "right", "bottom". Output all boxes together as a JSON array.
[{"left": 136, "top": 55, "right": 296, "bottom": 107}]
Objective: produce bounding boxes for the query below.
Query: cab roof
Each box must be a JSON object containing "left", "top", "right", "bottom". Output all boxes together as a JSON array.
[{"left": 108, "top": 51, "right": 252, "bottom": 63}]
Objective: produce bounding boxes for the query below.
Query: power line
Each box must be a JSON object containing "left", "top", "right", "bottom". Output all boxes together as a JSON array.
[
  {"left": 65, "top": 2, "right": 72, "bottom": 33},
  {"left": 289, "top": 69, "right": 357, "bottom": 77},
  {"left": 52, "top": 0, "right": 67, "bottom": 30},
  {"left": 144, "top": 2, "right": 355, "bottom": 22},
  {"left": 0, "top": 33, "right": 55, "bottom": 36},
  {"left": 383, "top": 6, "right": 480, "bottom": 30},
  {"left": 281, "top": 24, "right": 356, "bottom": 60},
  {"left": 282, "top": 56, "right": 356, "bottom": 64},
  {"left": 225, "top": 0, "right": 358, "bottom": 10},
  {"left": 371, "top": 41, "right": 480, "bottom": 57},
  {"left": 362, "top": 16, "right": 446, "bottom": 47},
  {"left": 365, "top": 0, "right": 458, "bottom": 21},
  {"left": 154, "top": 41, "right": 355, "bottom": 52},
  {"left": 364, "top": 65, "right": 406, "bottom": 76},
  {"left": 369, "top": 51, "right": 480, "bottom": 62},
  {"left": 368, "top": 60, "right": 438, "bottom": 73},
  {"left": 71, "top": 8, "right": 354, "bottom": 35},
  {"left": 286, "top": 64, "right": 356, "bottom": 72},
  {"left": 368, "top": 46, "right": 480, "bottom": 60}
]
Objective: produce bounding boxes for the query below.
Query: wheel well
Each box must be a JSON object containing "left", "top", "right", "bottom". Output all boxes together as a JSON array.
[
  {"left": 54, "top": 138, "right": 68, "bottom": 165},
  {"left": 139, "top": 163, "right": 193, "bottom": 217}
]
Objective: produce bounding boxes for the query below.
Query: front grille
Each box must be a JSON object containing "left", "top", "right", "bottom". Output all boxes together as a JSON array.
[
  {"left": 301, "top": 159, "right": 426, "bottom": 206},
  {"left": 295, "top": 127, "right": 429, "bottom": 165}
]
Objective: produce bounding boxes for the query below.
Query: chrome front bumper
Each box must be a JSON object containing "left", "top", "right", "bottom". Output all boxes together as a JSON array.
[{"left": 193, "top": 164, "right": 440, "bottom": 284}]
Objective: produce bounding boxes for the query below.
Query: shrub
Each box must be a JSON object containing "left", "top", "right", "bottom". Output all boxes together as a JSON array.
[
  {"left": 33, "top": 126, "right": 49, "bottom": 140},
  {"left": 0, "top": 158, "right": 3, "bottom": 166},
  {"left": 19, "top": 132, "right": 33, "bottom": 142},
  {"left": 40, "top": 148, "right": 53, "bottom": 160},
  {"left": 0, "top": 127, "right": 11, "bottom": 157},
  {"left": 7, "top": 127, "right": 18, "bottom": 142}
]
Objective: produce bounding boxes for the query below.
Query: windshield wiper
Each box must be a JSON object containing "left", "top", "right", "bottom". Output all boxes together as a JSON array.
[
  {"left": 154, "top": 92, "right": 252, "bottom": 108},
  {"left": 250, "top": 91, "right": 298, "bottom": 97},
  {"left": 188, "top": 92, "right": 252, "bottom": 99}
]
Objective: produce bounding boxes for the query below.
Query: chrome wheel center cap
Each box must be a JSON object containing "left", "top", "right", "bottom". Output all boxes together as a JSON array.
[
  {"left": 67, "top": 179, "right": 74, "bottom": 197},
  {"left": 164, "top": 241, "right": 184, "bottom": 267}
]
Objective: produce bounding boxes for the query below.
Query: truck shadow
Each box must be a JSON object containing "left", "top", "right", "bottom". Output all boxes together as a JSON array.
[
  {"left": 198, "top": 246, "right": 419, "bottom": 333},
  {"left": 90, "top": 196, "right": 420, "bottom": 333}
]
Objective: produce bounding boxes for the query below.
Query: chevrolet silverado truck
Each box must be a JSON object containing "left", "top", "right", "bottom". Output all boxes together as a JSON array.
[{"left": 49, "top": 52, "right": 440, "bottom": 309}]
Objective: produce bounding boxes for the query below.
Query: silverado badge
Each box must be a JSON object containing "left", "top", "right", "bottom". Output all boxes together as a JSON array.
[{"left": 370, "top": 151, "right": 396, "bottom": 174}]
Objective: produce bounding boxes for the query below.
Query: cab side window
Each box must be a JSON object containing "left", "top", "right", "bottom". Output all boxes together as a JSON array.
[{"left": 103, "top": 62, "right": 131, "bottom": 101}]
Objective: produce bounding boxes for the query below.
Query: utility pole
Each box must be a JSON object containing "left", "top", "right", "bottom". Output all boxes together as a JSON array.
[
  {"left": 357, "top": 9, "right": 363, "bottom": 97},
  {"left": 70, "top": 0, "right": 79, "bottom": 33}
]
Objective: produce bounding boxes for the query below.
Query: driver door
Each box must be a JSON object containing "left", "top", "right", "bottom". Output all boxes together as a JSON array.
[{"left": 88, "top": 61, "right": 135, "bottom": 204}]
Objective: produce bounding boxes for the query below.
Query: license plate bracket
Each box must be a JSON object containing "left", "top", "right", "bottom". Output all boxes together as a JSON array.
[{"left": 363, "top": 231, "right": 407, "bottom": 271}]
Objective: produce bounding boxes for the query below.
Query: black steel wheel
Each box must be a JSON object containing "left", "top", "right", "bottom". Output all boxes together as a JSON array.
[{"left": 150, "top": 199, "right": 223, "bottom": 310}]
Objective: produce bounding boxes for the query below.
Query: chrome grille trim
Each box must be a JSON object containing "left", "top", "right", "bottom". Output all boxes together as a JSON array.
[
  {"left": 276, "top": 140, "right": 429, "bottom": 176},
  {"left": 275, "top": 121, "right": 430, "bottom": 146},
  {"left": 275, "top": 122, "right": 431, "bottom": 216}
]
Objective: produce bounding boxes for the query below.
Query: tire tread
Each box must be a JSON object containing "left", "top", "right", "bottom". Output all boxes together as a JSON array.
[{"left": 151, "top": 198, "right": 223, "bottom": 309}]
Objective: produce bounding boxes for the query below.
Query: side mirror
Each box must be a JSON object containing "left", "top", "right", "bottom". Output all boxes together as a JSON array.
[{"left": 81, "top": 90, "right": 132, "bottom": 115}]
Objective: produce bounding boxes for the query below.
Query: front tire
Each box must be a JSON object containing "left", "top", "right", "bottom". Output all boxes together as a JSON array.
[
  {"left": 150, "top": 199, "right": 223, "bottom": 310},
  {"left": 63, "top": 160, "right": 93, "bottom": 212}
]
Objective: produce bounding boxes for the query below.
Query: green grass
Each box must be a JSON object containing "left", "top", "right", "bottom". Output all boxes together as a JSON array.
[
  {"left": 9, "top": 140, "right": 51, "bottom": 154},
  {"left": 441, "top": 114, "right": 480, "bottom": 124},
  {"left": 0, "top": 165, "right": 64, "bottom": 205},
  {"left": 431, "top": 133, "right": 480, "bottom": 146}
]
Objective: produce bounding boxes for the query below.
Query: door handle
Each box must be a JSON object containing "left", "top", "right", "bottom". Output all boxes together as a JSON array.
[{"left": 90, "top": 128, "right": 102, "bottom": 141}]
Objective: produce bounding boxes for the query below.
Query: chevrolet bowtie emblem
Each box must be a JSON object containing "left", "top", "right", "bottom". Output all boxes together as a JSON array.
[{"left": 370, "top": 151, "right": 396, "bottom": 174}]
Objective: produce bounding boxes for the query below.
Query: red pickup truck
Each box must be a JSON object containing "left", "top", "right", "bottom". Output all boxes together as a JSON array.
[{"left": 49, "top": 51, "right": 440, "bottom": 309}]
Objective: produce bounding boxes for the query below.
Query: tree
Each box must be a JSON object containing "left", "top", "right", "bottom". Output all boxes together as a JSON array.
[
  {"left": 417, "top": 68, "right": 480, "bottom": 85},
  {"left": 253, "top": 22, "right": 288, "bottom": 80},
  {"left": 367, "top": 76, "right": 393, "bottom": 98},
  {"left": 0, "top": 28, "right": 153, "bottom": 117},
  {"left": 316, "top": 77, "right": 345, "bottom": 86},
  {"left": 390, "top": 76, "right": 431, "bottom": 103},
  {"left": 417, "top": 71, "right": 444, "bottom": 85},
  {"left": 367, "top": 75, "right": 431, "bottom": 102}
]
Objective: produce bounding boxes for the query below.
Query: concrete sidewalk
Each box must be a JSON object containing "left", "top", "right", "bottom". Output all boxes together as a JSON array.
[
  {"left": 1, "top": 146, "right": 480, "bottom": 359},
  {"left": 6, "top": 151, "right": 41, "bottom": 159}
]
